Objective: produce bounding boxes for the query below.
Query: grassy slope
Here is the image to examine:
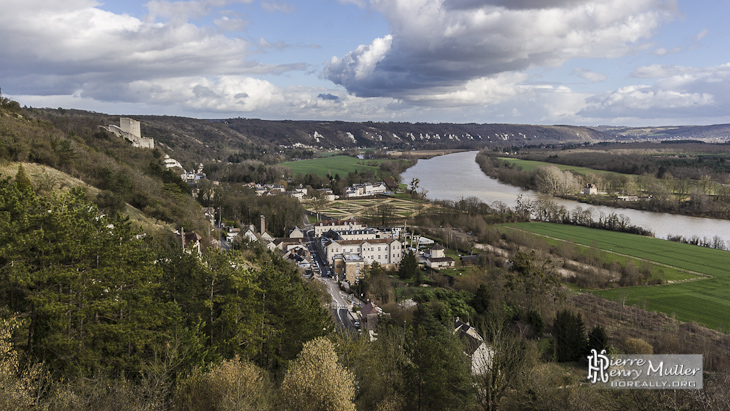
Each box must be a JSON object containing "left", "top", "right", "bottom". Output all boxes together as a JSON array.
[
  {"left": 1, "top": 161, "right": 172, "bottom": 234},
  {"left": 498, "top": 157, "right": 627, "bottom": 176},
  {"left": 503, "top": 222, "right": 730, "bottom": 331},
  {"left": 281, "top": 156, "right": 382, "bottom": 178}
]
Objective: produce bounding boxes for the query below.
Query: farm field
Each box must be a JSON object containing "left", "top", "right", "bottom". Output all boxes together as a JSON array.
[
  {"left": 503, "top": 222, "right": 730, "bottom": 331},
  {"left": 281, "top": 155, "right": 382, "bottom": 178},
  {"left": 305, "top": 196, "right": 433, "bottom": 222},
  {"left": 503, "top": 224, "right": 693, "bottom": 283},
  {"left": 498, "top": 157, "right": 627, "bottom": 176}
]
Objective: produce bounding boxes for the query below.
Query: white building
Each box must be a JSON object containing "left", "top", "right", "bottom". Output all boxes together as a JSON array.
[
  {"left": 324, "top": 238, "right": 402, "bottom": 268},
  {"left": 163, "top": 155, "right": 184, "bottom": 170},
  {"left": 426, "top": 244, "right": 455, "bottom": 269},
  {"left": 343, "top": 182, "right": 388, "bottom": 198},
  {"left": 314, "top": 219, "right": 365, "bottom": 237}
]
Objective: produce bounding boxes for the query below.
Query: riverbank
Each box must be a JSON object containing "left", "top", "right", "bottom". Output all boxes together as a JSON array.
[
  {"left": 475, "top": 150, "right": 730, "bottom": 221},
  {"left": 400, "top": 150, "right": 730, "bottom": 245}
]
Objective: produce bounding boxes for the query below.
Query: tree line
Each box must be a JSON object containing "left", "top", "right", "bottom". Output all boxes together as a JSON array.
[{"left": 476, "top": 148, "right": 730, "bottom": 220}]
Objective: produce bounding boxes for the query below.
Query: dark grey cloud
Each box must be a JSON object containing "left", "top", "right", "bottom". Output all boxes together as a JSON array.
[
  {"left": 443, "top": 0, "right": 586, "bottom": 10},
  {"left": 317, "top": 93, "right": 340, "bottom": 101},
  {"left": 325, "top": 0, "right": 676, "bottom": 103}
]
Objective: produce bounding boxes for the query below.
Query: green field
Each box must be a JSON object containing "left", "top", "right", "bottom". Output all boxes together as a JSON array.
[
  {"left": 281, "top": 156, "right": 382, "bottom": 178},
  {"left": 503, "top": 222, "right": 730, "bottom": 331},
  {"left": 498, "top": 157, "right": 626, "bottom": 176}
]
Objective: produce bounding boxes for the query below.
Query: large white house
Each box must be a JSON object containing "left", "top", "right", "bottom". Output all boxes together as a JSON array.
[
  {"left": 325, "top": 238, "right": 402, "bottom": 266},
  {"left": 314, "top": 219, "right": 365, "bottom": 236},
  {"left": 342, "top": 182, "right": 387, "bottom": 198}
]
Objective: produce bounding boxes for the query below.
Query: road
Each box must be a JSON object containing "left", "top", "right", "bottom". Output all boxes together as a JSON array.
[{"left": 304, "top": 227, "right": 358, "bottom": 330}]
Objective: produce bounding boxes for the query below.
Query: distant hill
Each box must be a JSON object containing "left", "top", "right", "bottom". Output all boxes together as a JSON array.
[
  {"left": 592, "top": 124, "right": 730, "bottom": 142},
  {"left": 29, "top": 108, "right": 613, "bottom": 159},
  {"left": 22, "top": 107, "right": 730, "bottom": 168},
  {"left": 220, "top": 119, "right": 608, "bottom": 150}
]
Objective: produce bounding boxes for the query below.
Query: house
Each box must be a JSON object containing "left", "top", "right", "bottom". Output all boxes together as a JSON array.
[
  {"left": 316, "top": 188, "right": 337, "bottom": 201},
  {"left": 342, "top": 182, "right": 388, "bottom": 198},
  {"left": 324, "top": 238, "right": 403, "bottom": 269},
  {"left": 289, "top": 226, "right": 305, "bottom": 239},
  {"left": 426, "top": 244, "right": 455, "bottom": 269},
  {"left": 163, "top": 155, "right": 184, "bottom": 170},
  {"left": 314, "top": 219, "right": 365, "bottom": 236},
  {"left": 383, "top": 177, "right": 399, "bottom": 192},
  {"left": 460, "top": 255, "right": 479, "bottom": 266},
  {"left": 583, "top": 184, "right": 598, "bottom": 195},
  {"left": 272, "top": 238, "right": 304, "bottom": 252},
  {"left": 178, "top": 230, "right": 202, "bottom": 254},
  {"left": 233, "top": 228, "right": 258, "bottom": 243},
  {"left": 360, "top": 301, "right": 386, "bottom": 332},
  {"left": 454, "top": 319, "right": 494, "bottom": 375}
]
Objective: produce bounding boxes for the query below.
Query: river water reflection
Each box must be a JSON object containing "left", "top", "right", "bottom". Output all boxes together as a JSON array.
[{"left": 401, "top": 151, "right": 730, "bottom": 245}]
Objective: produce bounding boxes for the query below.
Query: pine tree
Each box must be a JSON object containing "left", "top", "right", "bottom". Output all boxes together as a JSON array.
[
  {"left": 14, "top": 164, "right": 34, "bottom": 194},
  {"left": 587, "top": 325, "right": 609, "bottom": 353},
  {"left": 398, "top": 249, "right": 418, "bottom": 280},
  {"left": 553, "top": 309, "right": 587, "bottom": 362},
  {"left": 406, "top": 304, "right": 475, "bottom": 410}
]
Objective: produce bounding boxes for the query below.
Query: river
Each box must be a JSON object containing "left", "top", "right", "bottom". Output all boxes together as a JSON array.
[{"left": 401, "top": 151, "right": 730, "bottom": 244}]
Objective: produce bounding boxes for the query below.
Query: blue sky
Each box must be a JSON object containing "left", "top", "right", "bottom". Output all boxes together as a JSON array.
[{"left": 1, "top": 0, "right": 728, "bottom": 126}]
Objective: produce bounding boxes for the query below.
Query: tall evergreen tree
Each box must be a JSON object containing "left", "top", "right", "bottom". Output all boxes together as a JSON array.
[
  {"left": 587, "top": 325, "right": 610, "bottom": 353},
  {"left": 398, "top": 249, "right": 418, "bottom": 280},
  {"left": 406, "top": 305, "right": 475, "bottom": 410},
  {"left": 553, "top": 309, "right": 587, "bottom": 362},
  {"left": 14, "top": 164, "right": 34, "bottom": 194}
]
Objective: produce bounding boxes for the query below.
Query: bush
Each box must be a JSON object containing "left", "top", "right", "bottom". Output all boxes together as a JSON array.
[
  {"left": 623, "top": 337, "right": 653, "bottom": 354},
  {"left": 174, "top": 357, "right": 273, "bottom": 411}
]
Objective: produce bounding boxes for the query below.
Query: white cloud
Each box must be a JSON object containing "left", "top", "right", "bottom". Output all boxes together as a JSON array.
[
  {"left": 325, "top": 0, "right": 677, "bottom": 102},
  {"left": 145, "top": 0, "right": 254, "bottom": 23},
  {"left": 571, "top": 68, "right": 607, "bottom": 82},
  {"left": 581, "top": 63, "right": 730, "bottom": 119},
  {"left": 0, "top": 0, "right": 302, "bottom": 101},
  {"left": 631, "top": 64, "right": 698, "bottom": 78},
  {"left": 336, "top": 0, "right": 367, "bottom": 7},
  {"left": 261, "top": 0, "right": 294, "bottom": 13},
  {"left": 652, "top": 46, "right": 682, "bottom": 56},
  {"left": 215, "top": 14, "right": 250, "bottom": 32}
]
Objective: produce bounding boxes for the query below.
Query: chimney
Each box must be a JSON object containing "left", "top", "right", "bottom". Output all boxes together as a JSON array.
[{"left": 260, "top": 215, "right": 265, "bottom": 234}]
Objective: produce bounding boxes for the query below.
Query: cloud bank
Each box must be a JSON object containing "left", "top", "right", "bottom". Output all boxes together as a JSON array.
[{"left": 325, "top": 0, "right": 677, "bottom": 105}]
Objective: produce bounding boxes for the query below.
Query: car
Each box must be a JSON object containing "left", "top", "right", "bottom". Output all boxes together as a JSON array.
[{"left": 353, "top": 321, "right": 360, "bottom": 329}]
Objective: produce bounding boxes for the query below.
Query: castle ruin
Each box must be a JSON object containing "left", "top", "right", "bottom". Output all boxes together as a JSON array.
[{"left": 104, "top": 117, "right": 154, "bottom": 149}]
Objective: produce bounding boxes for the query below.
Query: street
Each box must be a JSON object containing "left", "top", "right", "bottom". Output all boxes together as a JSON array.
[{"left": 304, "top": 226, "right": 358, "bottom": 330}]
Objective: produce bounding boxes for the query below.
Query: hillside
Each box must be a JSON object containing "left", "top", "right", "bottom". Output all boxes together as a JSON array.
[
  {"left": 0, "top": 104, "right": 210, "bottom": 233},
  {"left": 0, "top": 161, "right": 172, "bottom": 234},
  {"left": 28, "top": 108, "right": 730, "bottom": 162},
  {"left": 594, "top": 123, "right": 730, "bottom": 142},
  {"left": 27, "top": 108, "right": 610, "bottom": 159}
]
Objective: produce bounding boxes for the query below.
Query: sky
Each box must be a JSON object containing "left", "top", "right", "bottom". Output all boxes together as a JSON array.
[{"left": 1, "top": 0, "right": 729, "bottom": 126}]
